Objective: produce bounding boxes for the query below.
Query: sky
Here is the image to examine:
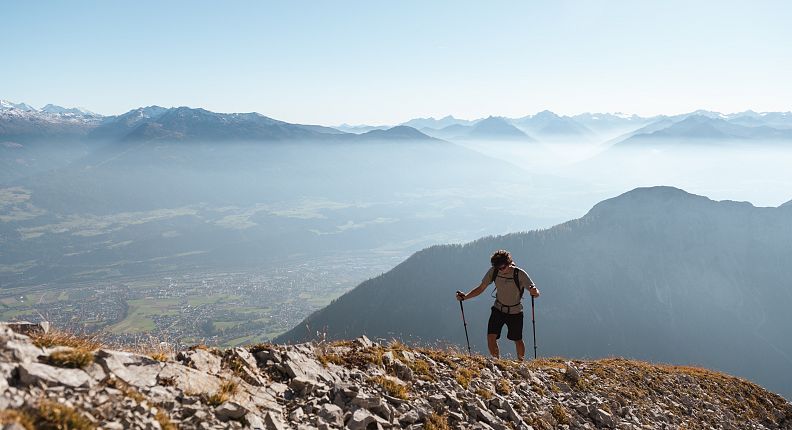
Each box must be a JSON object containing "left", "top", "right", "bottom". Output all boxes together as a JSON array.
[{"left": 3, "top": 0, "right": 792, "bottom": 125}]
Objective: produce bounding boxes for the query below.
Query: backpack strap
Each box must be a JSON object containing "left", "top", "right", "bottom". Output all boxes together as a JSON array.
[
  {"left": 513, "top": 267, "right": 524, "bottom": 299},
  {"left": 491, "top": 266, "right": 525, "bottom": 304}
]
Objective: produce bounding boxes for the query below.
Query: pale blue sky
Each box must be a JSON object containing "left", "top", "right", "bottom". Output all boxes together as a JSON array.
[{"left": 3, "top": 1, "right": 791, "bottom": 125}]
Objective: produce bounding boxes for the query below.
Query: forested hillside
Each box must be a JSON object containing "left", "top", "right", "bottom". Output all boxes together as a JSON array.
[{"left": 277, "top": 186, "right": 792, "bottom": 399}]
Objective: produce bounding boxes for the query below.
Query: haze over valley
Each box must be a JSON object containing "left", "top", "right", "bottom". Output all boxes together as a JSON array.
[{"left": 2, "top": 100, "right": 792, "bottom": 401}]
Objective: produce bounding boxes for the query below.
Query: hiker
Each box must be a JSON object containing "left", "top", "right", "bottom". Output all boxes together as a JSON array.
[{"left": 456, "top": 250, "right": 539, "bottom": 361}]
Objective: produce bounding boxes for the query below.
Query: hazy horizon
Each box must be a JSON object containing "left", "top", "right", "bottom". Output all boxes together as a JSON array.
[{"left": 4, "top": 0, "right": 792, "bottom": 124}]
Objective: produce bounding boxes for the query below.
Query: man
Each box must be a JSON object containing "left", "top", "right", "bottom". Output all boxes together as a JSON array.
[{"left": 456, "top": 249, "right": 539, "bottom": 361}]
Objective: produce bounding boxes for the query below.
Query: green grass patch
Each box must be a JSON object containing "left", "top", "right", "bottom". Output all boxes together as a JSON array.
[
  {"left": 110, "top": 298, "right": 180, "bottom": 334},
  {"left": 213, "top": 321, "right": 242, "bottom": 330},
  {"left": 187, "top": 295, "right": 225, "bottom": 306}
]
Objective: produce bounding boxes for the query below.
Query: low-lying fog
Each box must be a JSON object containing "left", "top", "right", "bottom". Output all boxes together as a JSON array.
[
  {"left": 456, "top": 139, "right": 792, "bottom": 208},
  {"left": 2, "top": 137, "right": 791, "bottom": 289}
]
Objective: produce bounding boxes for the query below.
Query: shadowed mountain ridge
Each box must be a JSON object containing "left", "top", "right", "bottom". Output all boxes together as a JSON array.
[{"left": 276, "top": 186, "right": 792, "bottom": 399}]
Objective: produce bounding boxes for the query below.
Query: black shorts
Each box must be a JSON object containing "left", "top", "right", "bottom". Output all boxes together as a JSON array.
[{"left": 487, "top": 306, "right": 524, "bottom": 341}]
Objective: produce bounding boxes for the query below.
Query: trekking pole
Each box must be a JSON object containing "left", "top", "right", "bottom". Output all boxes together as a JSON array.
[
  {"left": 531, "top": 295, "right": 538, "bottom": 359},
  {"left": 457, "top": 295, "right": 472, "bottom": 355}
]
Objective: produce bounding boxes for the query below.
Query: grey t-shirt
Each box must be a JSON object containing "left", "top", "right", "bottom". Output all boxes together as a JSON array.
[{"left": 482, "top": 264, "right": 535, "bottom": 314}]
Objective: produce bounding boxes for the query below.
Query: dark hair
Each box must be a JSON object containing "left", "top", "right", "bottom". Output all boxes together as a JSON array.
[{"left": 490, "top": 250, "right": 512, "bottom": 267}]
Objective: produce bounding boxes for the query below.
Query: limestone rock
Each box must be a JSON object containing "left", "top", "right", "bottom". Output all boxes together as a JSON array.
[
  {"left": 230, "top": 347, "right": 258, "bottom": 370},
  {"left": 158, "top": 362, "right": 222, "bottom": 395},
  {"left": 347, "top": 408, "right": 376, "bottom": 430},
  {"left": 391, "top": 359, "right": 413, "bottom": 382},
  {"left": 318, "top": 403, "right": 344, "bottom": 427},
  {"left": 1, "top": 338, "right": 44, "bottom": 363},
  {"left": 179, "top": 348, "right": 222, "bottom": 374},
  {"left": 18, "top": 362, "right": 91, "bottom": 388},
  {"left": 282, "top": 350, "right": 333, "bottom": 384},
  {"left": 264, "top": 411, "right": 289, "bottom": 430},
  {"left": 0, "top": 321, "right": 50, "bottom": 336},
  {"left": 354, "top": 335, "right": 374, "bottom": 348},
  {"left": 246, "top": 413, "right": 266, "bottom": 429},
  {"left": 96, "top": 349, "right": 162, "bottom": 388},
  {"left": 215, "top": 401, "right": 248, "bottom": 421},
  {"left": 564, "top": 362, "right": 580, "bottom": 384},
  {"left": 591, "top": 407, "right": 615, "bottom": 428}
]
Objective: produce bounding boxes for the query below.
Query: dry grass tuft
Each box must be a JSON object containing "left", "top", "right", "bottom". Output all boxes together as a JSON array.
[
  {"left": 551, "top": 404, "right": 570, "bottom": 425},
  {"left": 368, "top": 376, "right": 409, "bottom": 400},
  {"left": 36, "top": 399, "right": 96, "bottom": 430},
  {"left": 0, "top": 409, "right": 35, "bottom": 430},
  {"left": 525, "top": 415, "right": 553, "bottom": 430},
  {"left": 454, "top": 367, "right": 478, "bottom": 388},
  {"left": 329, "top": 339, "right": 356, "bottom": 348},
  {"left": 31, "top": 329, "right": 103, "bottom": 351},
  {"left": 207, "top": 380, "right": 240, "bottom": 406},
  {"left": 424, "top": 413, "right": 450, "bottom": 430},
  {"left": 316, "top": 346, "right": 385, "bottom": 369},
  {"left": 495, "top": 378, "right": 512, "bottom": 395},
  {"left": 407, "top": 359, "right": 435, "bottom": 381},
  {"left": 223, "top": 355, "right": 247, "bottom": 375},
  {"left": 387, "top": 340, "right": 409, "bottom": 352},
  {"left": 525, "top": 357, "right": 567, "bottom": 370},
  {"left": 248, "top": 342, "right": 275, "bottom": 355},
  {"left": 316, "top": 352, "right": 346, "bottom": 367},
  {"left": 155, "top": 409, "right": 177, "bottom": 430},
  {"left": 189, "top": 344, "right": 222, "bottom": 356},
  {"left": 45, "top": 348, "right": 95, "bottom": 369},
  {"left": 475, "top": 388, "right": 494, "bottom": 400},
  {"left": 116, "top": 333, "right": 177, "bottom": 362}
]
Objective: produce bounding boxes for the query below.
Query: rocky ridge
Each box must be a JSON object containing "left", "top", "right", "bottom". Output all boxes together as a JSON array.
[{"left": 1, "top": 323, "right": 790, "bottom": 430}]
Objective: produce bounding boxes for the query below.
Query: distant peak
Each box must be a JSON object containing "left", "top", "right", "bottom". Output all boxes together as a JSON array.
[
  {"left": 585, "top": 186, "right": 709, "bottom": 218},
  {"left": 41, "top": 104, "right": 98, "bottom": 116},
  {"left": 619, "top": 186, "right": 697, "bottom": 199},
  {"left": 0, "top": 100, "right": 38, "bottom": 112},
  {"left": 357, "top": 125, "right": 435, "bottom": 140},
  {"left": 533, "top": 109, "right": 559, "bottom": 118}
]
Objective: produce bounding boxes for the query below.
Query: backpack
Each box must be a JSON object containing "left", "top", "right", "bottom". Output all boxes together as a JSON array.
[{"left": 490, "top": 266, "right": 524, "bottom": 307}]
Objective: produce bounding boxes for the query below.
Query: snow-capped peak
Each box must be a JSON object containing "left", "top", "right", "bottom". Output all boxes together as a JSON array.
[
  {"left": 40, "top": 104, "right": 97, "bottom": 116},
  {"left": 0, "top": 100, "right": 38, "bottom": 112}
]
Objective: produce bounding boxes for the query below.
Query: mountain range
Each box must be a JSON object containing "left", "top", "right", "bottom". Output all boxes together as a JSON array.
[
  {"left": 276, "top": 186, "right": 792, "bottom": 399},
  {"left": 425, "top": 116, "right": 535, "bottom": 141},
  {"left": 4, "top": 99, "right": 792, "bottom": 146},
  {"left": 0, "top": 101, "right": 436, "bottom": 145},
  {"left": 615, "top": 114, "right": 792, "bottom": 147}
]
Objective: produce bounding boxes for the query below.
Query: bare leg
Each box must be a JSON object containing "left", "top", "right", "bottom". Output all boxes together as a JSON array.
[
  {"left": 487, "top": 334, "right": 500, "bottom": 358},
  {"left": 515, "top": 340, "right": 525, "bottom": 361}
]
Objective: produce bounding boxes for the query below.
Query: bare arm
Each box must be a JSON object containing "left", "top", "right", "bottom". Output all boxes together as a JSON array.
[
  {"left": 456, "top": 281, "right": 489, "bottom": 301},
  {"left": 520, "top": 270, "right": 540, "bottom": 297}
]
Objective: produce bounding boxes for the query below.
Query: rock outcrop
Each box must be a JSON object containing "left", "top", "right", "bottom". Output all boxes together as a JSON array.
[{"left": 1, "top": 326, "right": 791, "bottom": 429}]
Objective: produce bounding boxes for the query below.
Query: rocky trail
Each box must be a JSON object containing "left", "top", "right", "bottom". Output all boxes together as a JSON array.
[{"left": 1, "top": 323, "right": 790, "bottom": 429}]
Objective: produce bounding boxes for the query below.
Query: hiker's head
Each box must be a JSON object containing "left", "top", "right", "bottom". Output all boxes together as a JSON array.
[{"left": 490, "top": 250, "right": 513, "bottom": 269}]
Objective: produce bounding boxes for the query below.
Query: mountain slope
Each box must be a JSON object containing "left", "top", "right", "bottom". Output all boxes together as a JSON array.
[
  {"left": 277, "top": 186, "right": 792, "bottom": 399},
  {"left": 354, "top": 126, "right": 437, "bottom": 141},
  {"left": 616, "top": 115, "right": 792, "bottom": 146},
  {"left": 89, "top": 106, "right": 341, "bottom": 142},
  {"left": 0, "top": 107, "right": 97, "bottom": 143},
  {"left": 461, "top": 117, "right": 535, "bottom": 141},
  {"left": 510, "top": 110, "right": 593, "bottom": 139},
  {"left": 2, "top": 324, "right": 790, "bottom": 429},
  {"left": 401, "top": 115, "right": 475, "bottom": 130}
]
